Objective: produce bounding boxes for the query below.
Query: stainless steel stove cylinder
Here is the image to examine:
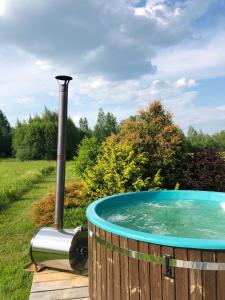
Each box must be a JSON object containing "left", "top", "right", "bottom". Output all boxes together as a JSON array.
[{"left": 30, "top": 226, "right": 88, "bottom": 272}]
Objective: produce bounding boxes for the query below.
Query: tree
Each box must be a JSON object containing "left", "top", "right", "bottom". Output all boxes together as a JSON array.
[
  {"left": 74, "top": 137, "right": 99, "bottom": 177},
  {"left": 79, "top": 117, "right": 92, "bottom": 138},
  {"left": 13, "top": 108, "right": 81, "bottom": 160},
  {"left": 0, "top": 110, "right": 12, "bottom": 157},
  {"left": 94, "top": 108, "right": 118, "bottom": 141},
  {"left": 79, "top": 117, "right": 89, "bottom": 132},
  {"left": 119, "top": 100, "right": 186, "bottom": 188}
]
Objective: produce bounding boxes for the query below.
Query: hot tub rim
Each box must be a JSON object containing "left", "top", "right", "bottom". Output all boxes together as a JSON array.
[{"left": 86, "top": 190, "right": 225, "bottom": 250}]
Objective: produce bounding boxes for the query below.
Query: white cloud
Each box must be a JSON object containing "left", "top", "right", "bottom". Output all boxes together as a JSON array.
[
  {"left": 0, "top": 0, "right": 215, "bottom": 80},
  {"left": 174, "top": 77, "right": 196, "bottom": 88},
  {"left": 153, "top": 30, "right": 225, "bottom": 80},
  {"left": 0, "top": 0, "right": 7, "bottom": 16},
  {"left": 35, "top": 60, "right": 52, "bottom": 70},
  {"left": 89, "top": 77, "right": 108, "bottom": 89},
  {"left": 133, "top": 0, "right": 214, "bottom": 28},
  {"left": 216, "top": 105, "right": 225, "bottom": 112},
  {"left": 68, "top": 75, "right": 199, "bottom": 127},
  {"left": 15, "top": 96, "right": 36, "bottom": 105},
  {"left": 133, "top": 1, "right": 182, "bottom": 26},
  {"left": 172, "top": 104, "right": 225, "bottom": 133}
]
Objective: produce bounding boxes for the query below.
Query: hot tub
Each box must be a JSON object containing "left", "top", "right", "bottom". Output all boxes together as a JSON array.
[{"left": 86, "top": 190, "right": 225, "bottom": 300}]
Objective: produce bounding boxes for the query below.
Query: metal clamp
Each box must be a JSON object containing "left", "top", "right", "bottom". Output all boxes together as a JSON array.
[{"left": 164, "top": 255, "right": 173, "bottom": 278}]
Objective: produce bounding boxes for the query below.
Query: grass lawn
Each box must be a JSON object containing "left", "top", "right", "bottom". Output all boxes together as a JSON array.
[
  {"left": 0, "top": 159, "right": 56, "bottom": 190},
  {"left": 0, "top": 160, "right": 77, "bottom": 300}
]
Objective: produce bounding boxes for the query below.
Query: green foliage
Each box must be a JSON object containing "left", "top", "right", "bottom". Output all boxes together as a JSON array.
[
  {"left": 181, "top": 148, "right": 225, "bottom": 192},
  {"left": 84, "top": 137, "right": 163, "bottom": 200},
  {"left": 79, "top": 117, "right": 89, "bottom": 132},
  {"left": 152, "top": 170, "right": 163, "bottom": 190},
  {"left": 12, "top": 108, "right": 81, "bottom": 160},
  {"left": 213, "top": 130, "right": 225, "bottom": 150},
  {"left": 79, "top": 117, "right": 92, "bottom": 138},
  {"left": 119, "top": 100, "right": 186, "bottom": 188},
  {"left": 186, "top": 126, "right": 225, "bottom": 151},
  {"left": 64, "top": 207, "right": 87, "bottom": 228},
  {"left": 174, "top": 182, "right": 180, "bottom": 190},
  {"left": 74, "top": 137, "right": 99, "bottom": 177},
  {"left": 0, "top": 110, "right": 12, "bottom": 157},
  {"left": 94, "top": 108, "right": 119, "bottom": 141},
  {"left": 67, "top": 117, "right": 82, "bottom": 158}
]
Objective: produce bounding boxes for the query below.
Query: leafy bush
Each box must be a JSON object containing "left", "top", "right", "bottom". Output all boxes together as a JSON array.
[
  {"left": 0, "top": 165, "right": 55, "bottom": 208},
  {"left": 13, "top": 108, "right": 81, "bottom": 160},
  {"left": 181, "top": 148, "right": 225, "bottom": 192},
  {"left": 32, "top": 182, "right": 88, "bottom": 227},
  {"left": 74, "top": 137, "right": 99, "bottom": 177},
  {"left": 84, "top": 137, "right": 163, "bottom": 200},
  {"left": 119, "top": 101, "right": 186, "bottom": 188}
]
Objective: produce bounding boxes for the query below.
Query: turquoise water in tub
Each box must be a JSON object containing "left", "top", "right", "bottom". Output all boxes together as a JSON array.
[{"left": 98, "top": 198, "right": 225, "bottom": 239}]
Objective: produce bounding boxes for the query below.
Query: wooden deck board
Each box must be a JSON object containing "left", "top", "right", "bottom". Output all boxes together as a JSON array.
[
  {"left": 33, "top": 272, "right": 81, "bottom": 283},
  {"left": 31, "top": 278, "right": 89, "bottom": 292},
  {"left": 29, "top": 268, "right": 89, "bottom": 300}
]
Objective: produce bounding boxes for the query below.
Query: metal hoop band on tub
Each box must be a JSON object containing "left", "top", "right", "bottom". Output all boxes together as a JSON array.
[{"left": 89, "top": 230, "right": 225, "bottom": 271}]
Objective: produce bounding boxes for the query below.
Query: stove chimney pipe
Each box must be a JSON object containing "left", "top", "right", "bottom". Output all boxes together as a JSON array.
[
  {"left": 55, "top": 75, "right": 73, "bottom": 230},
  {"left": 29, "top": 75, "right": 88, "bottom": 273}
]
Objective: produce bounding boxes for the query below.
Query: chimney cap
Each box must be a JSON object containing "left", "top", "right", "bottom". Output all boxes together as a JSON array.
[{"left": 55, "top": 75, "right": 73, "bottom": 83}]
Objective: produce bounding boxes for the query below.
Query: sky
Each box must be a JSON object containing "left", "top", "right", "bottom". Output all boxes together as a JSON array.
[{"left": 0, "top": 0, "right": 225, "bottom": 133}]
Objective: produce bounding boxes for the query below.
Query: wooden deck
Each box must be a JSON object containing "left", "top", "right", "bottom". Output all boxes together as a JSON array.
[{"left": 29, "top": 268, "right": 89, "bottom": 300}]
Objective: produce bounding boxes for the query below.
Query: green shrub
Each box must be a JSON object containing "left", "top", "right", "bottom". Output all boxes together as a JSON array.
[
  {"left": 74, "top": 137, "right": 99, "bottom": 177},
  {"left": 84, "top": 137, "right": 163, "bottom": 200}
]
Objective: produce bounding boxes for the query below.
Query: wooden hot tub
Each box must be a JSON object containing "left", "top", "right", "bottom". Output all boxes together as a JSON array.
[{"left": 86, "top": 191, "right": 225, "bottom": 300}]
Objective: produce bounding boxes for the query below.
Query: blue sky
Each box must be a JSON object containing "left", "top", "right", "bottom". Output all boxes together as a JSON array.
[{"left": 0, "top": 0, "right": 224, "bottom": 133}]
